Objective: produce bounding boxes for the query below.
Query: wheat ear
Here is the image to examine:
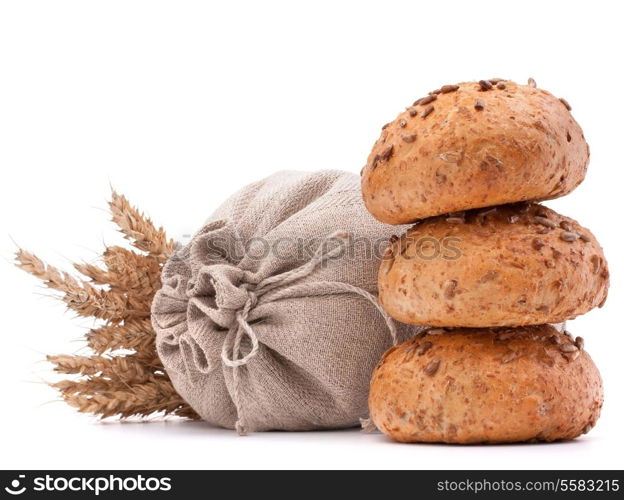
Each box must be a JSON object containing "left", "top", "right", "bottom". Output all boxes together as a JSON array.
[
  {"left": 108, "top": 191, "right": 176, "bottom": 263},
  {"left": 85, "top": 318, "right": 155, "bottom": 355}
]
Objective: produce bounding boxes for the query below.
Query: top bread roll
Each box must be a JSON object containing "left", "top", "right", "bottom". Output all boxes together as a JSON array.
[{"left": 361, "top": 79, "right": 589, "bottom": 224}]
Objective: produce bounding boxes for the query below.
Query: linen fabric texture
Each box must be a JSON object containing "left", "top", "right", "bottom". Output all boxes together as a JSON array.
[{"left": 151, "top": 170, "right": 416, "bottom": 432}]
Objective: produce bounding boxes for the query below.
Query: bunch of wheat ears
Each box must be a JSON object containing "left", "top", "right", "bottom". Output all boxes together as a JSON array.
[{"left": 15, "top": 192, "right": 199, "bottom": 420}]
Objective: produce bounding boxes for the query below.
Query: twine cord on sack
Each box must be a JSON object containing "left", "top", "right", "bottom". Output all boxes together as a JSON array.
[{"left": 219, "top": 230, "right": 398, "bottom": 435}]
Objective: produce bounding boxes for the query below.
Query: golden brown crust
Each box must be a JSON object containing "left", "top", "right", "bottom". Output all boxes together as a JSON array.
[
  {"left": 361, "top": 80, "right": 589, "bottom": 224},
  {"left": 369, "top": 325, "right": 603, "bottom": 444},
  {"left": 378, "top": 203, "right": 609, "bottom": 327}
]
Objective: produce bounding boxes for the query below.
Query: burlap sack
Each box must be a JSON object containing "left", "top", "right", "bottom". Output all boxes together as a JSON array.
[{"left": 151, "top": 170, "right": 415, "bottom": 433}]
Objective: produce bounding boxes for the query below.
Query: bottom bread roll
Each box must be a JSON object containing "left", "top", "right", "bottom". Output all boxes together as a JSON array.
[{"left": 369, "top": 325, "right": 603, "bottom": 444}]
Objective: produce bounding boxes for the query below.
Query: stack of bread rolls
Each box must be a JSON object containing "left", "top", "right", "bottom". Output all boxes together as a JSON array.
[{"left": 361, "top": 79, "right": 609, "bottom": 444}]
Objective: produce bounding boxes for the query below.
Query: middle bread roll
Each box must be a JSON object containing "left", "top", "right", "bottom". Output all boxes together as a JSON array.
[{"left": 379, "top": 202, "right": 608, "bottom": 327}]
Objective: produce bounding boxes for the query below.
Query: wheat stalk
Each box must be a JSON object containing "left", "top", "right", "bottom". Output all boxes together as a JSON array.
[
  {"left": 61, "top": 380, "right": 192, "bottom": 419},
  {"left": 15, "top": 250, "right": 149, "bottom": 324},
  {"left": 48, "top": 354, "right": 161, "bottom": 384},
  {"left": 85, "top": 318, "right": 155, "bottom": 355},
  {"left": 16, "top": 191, "right": 198, "bottom": 420},
  {"left": 108, "top": 191, "right": 175, "bottom": 262},
  {"left": 75, "top": 246, "right": 161, "bottom": 298},
  {"left": 52, "top": 377, "right": 128, "bottom": 395}
]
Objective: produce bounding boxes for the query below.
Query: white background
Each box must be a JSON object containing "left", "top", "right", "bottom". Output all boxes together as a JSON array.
[{"left": 0, "top": 0, "right": 622, "bottom": 470}]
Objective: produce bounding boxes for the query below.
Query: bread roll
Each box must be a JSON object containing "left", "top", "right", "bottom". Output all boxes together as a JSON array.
[
  {"left": 369, "top": 325, "right": 603, "bottom": 444},
  {"left": 379, "top": 203, "right": 608, "bottom": 327},
  {"left": 361, "top": 79, "right": 589, "bottom": 224}
]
